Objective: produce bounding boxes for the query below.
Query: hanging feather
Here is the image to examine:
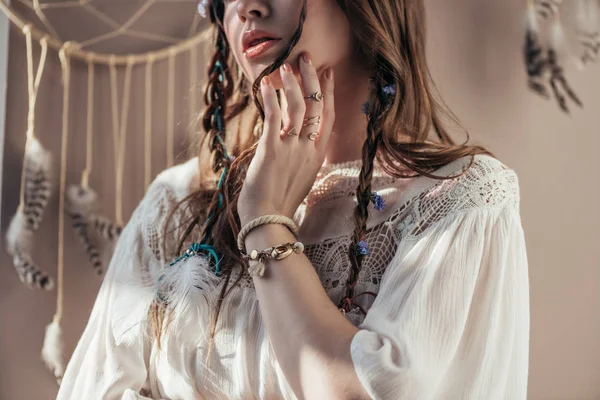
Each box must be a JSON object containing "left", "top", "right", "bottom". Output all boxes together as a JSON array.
[
  {"left": 5, "top": 138, "right": 54, "bottom": 288},
  {"left": 88, "top": 213, "right": 122, "bottom": 242},
  {"left": 548, "top": 15, "right": 584, "bottom": 113},
  {"left": 23, "top": 137, "right": 53, "bottom": 232},
  {"left": 6, "top": 209, "right": 33, "bottom": 257},
  {"left": 12, "top": 251, "right": 54, "bottom": 290},
  {"left": 524, "top": 3, "right": 551, "bottom": 98},
  {"left": 41, "top": 318, "right": 65, "bottom": 385},
  {"left": 66, "top": 185, "right": 103, "bottom": 275},
  {"left": 524, "top": 1, "right": 584, "bottom": 113}
]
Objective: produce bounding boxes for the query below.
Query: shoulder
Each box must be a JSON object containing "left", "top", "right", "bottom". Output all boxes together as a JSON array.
[
  {"left": 394, "top": 154, "right": 521, "bottom": 239},
  {"left": 144, "top": 157, "right": 200, "bottom": 204},
  {"left": 444, "top": 153, "right": 521, "bottom": 210},
  {"left": 129, "top": 157, "right": 200, "bottom": 262}
]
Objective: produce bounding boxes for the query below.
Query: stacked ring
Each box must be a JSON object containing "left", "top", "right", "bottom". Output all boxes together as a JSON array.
[{"left": 302, "top": 115, "right": 320, "bottom": 141}]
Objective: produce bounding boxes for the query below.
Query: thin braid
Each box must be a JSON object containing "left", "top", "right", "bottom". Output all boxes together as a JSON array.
[
  {"left": 199, "top": 3, "right": 234, "bottom": 256},
  {"left": 338, "top": 77, "right": 387, "bottom": 314}
]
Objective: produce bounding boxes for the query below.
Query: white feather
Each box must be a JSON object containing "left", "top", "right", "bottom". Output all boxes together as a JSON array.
[
  {"left": 27, "top": 137, "right": 52, "bottom": 173},
  {"left": 41, "top": 319, "right": 65, "bottom": 384},
  {"left": 66, "top": 184, "right": 98, "bottom": 215},
  {"left": 5, "top": 210, "right": 32, "bottom": 256},
  {"left": 153, "top": 253, "right": 221, "bottom": 342}
]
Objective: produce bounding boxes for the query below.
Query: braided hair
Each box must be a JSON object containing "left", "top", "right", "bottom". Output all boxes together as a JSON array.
[{"left": 151, "top": 0, "right": 494, "bottom": 349}]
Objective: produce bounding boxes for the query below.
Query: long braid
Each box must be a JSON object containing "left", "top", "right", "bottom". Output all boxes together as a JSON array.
[{"left": 338, "top": 73, "right": 392, "bottom": 314}]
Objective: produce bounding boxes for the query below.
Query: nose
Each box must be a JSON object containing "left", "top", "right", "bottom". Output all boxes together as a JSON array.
[{"left": 236, "top": 0, "right": 270, "bottom": 21}]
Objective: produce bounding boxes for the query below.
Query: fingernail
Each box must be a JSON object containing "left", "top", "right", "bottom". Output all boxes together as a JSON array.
[
  {"left": 282, "top": 63, "right": 292, "bottom": 72},
  {"left": 326, "top": 68, "right": 333, "bottom": 79},
  {"left": 262, "top": 76, "right": 271, "bottom": 86},
  {"left": 302, "top": 53, "right": 312, "bottom": 65}
]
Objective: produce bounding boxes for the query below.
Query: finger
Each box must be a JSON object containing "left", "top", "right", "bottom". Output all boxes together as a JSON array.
[
  {"left": 279, "top": 63, "right": 305, "bottom": 140},
  {"left": 260, "top": 76, "right": 282, "bottom": 148},
  {"left": 298, "top": 52, "right": 324, "bottom": 142},
  {"left": 315, "top": 68, "right": 335, "bottom": 154}
]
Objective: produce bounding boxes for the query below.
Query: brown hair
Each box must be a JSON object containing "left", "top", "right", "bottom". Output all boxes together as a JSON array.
[{"left": 150, "top": 0, "right": 494, "bottom": 354}]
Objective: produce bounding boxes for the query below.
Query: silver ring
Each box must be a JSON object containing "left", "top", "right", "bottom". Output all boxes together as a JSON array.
[
  {"left": 308, "top": 132, "right": 319, "bottom": 141},
  {"left": 302, "top": 121, "right": 319, "bottom": 128},
  {"left": 303, "top": 91, "right": 324, "bottom": 102}
]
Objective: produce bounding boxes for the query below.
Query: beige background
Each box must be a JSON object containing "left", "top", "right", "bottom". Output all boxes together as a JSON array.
[{"left": 1, "top": 0, "right": 599, "bottom": 399}]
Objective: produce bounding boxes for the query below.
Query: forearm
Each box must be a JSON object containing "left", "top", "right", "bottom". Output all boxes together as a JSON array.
[{"left": 243, "top": 223, "right": 370, "bottom": 400}]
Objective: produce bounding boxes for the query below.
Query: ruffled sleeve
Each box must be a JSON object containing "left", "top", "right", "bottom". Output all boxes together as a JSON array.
[
  {"left": 56, "top": 182, "right": 171, "bottom": 400},
  {"left": 350, "top": 165, "right": 530, "bottom": 399}
]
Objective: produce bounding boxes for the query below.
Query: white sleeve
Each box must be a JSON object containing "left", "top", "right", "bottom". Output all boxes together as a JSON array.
[
  {"left": 350, "top": 203, "right": 530, "bottom": 400},
  {"left": 57, "top": 196, "right": 159, "bottom": 400}
]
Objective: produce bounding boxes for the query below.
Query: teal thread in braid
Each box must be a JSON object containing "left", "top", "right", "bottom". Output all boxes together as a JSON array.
[
  {"left": 168, "top": 242, "right": 223, "bottom": 274},
  {"left": 189, "top": 167, "right": 227, "bottom": 274},
  {"left": 213, "top": 60, "right": 224, "bottom": 83}
]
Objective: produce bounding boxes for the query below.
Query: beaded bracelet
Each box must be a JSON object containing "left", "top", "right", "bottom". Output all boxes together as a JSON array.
[{"left": 242, "top": 241, "right": 305, "bottom": 277}]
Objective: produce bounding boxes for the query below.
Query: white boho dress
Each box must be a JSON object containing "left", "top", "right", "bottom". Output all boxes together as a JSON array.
[{"left": 57, "top": 154, "right": 530, "bottom": 400}]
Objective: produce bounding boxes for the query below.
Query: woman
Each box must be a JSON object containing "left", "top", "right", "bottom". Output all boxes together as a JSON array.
[{"left": 57, "top": 0, "right": 530, "bottom": 399}]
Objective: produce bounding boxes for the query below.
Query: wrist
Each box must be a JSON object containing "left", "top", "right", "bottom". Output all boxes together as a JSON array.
[{"left": 243, "top": 223, "right": 296, "bottom": 253}]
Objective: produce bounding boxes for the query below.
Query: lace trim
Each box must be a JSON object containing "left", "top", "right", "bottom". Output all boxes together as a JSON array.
[{"left": 138, "top": 154, "right": 520, "bottom": 325}]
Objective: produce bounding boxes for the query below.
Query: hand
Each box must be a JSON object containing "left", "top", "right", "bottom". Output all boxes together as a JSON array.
[{"left": 237, "top": 52, "right": 335, "bottom": 226}]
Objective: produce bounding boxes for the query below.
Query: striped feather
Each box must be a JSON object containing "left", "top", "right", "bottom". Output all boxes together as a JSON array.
[
  {"left": 89, "top": 214, "right": 123, "bottom": 241},
  {"left": 66, "top": 185, "right": 103, "bottom": 275},
  {"left": 13, "top": 251, "right": 54, "bottom": 290},
  {"left": 525, "top": 5, "right": 551, "bottom": 98},
  {"left": 23, "top": 138, "right": 52, "bottom": 232},
  {"left": 67, "top": 210, "right": 103, "bottom": 275}
]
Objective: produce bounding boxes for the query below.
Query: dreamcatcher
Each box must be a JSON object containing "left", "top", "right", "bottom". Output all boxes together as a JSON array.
[
  {"left": 524, "top": 0, "right": 600, "bottom": 113},
  {"left": 0, "top": 0, "right": 210, "bottom": 384}
]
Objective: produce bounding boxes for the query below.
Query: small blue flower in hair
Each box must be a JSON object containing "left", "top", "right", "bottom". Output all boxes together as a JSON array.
[
  {"left": 197, "top": 0, "right": 210, "bottom": 17},
  {"left": 361, "top": 101, "right": 370, "bottom": 115},
  {"left": 370, "top": 191, "right": 386, "bottom": 211},
  {"left": 356, "top": 240, "right": 370, "bottom": 256},
  {"left": 381, "top": 83, "right": 396, "bottom": 96}
]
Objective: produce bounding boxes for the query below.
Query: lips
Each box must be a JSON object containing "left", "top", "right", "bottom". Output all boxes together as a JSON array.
[{"left": 242, "top": 29, "right": 281, "bottom": 55}]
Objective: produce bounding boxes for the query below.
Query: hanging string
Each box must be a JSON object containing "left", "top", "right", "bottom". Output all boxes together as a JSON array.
[
  {"left": 166, "top": 49, "right": 175, "bottom": 167},
  {"left": 81, "top": 56, "right": 94, "bottom": 188},
  {"left": 189, "top": 44, "right": 197, "bottom": 138},
  {"left": 144, "top": 55, "right": 154, "bottom": 191},
  {"left": 55, "top": 41, "right": 75, "bottom": 323},
  {"left": 108, "top": 55, "right": 120, "bottom": 216},
  {"left": 109, "top": 56, "right": 134, "bottom": 227},
  {"left": 18, "top": 25, "right": 48, "bottom": 211}
]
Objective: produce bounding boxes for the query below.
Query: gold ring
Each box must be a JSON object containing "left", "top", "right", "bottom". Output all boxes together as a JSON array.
[
  {"left": 308, "top": 132, "right": 319, "bottom": 141},
  {"left": 302, "top": 121, "right": 319, "bottom": 128},
  {"left": 303, "top": 91, "right": 324, "bottom": 102},
  {"left": 281, "top": 126, "right": 297, "bottom": 136},
  {"left": 303, "top": 115, "right": 320, "bottom": 122}
]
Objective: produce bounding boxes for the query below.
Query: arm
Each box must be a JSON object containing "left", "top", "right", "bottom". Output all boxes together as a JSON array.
[
  {"left": 245, "top": 223, "right": 369, "bottom": 400},
  {"left": 245, "top": 202, "right": 530, "bottom": 400}
]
